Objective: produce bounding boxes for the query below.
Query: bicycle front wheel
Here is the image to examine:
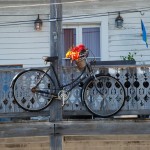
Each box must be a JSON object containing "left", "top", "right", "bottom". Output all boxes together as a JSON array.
[
  {"left": 12, "top": 69, "right": 56, "bottom": 111},
  {"left": 82, "top": 75, "right": 125, "bottom": 117}
]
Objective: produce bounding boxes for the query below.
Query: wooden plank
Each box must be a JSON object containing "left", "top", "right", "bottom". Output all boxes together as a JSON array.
[
  {"left": 63, "top": 135, "right": 150, "bottom": 150},
  {"left": 63, "top": 109, "right": 150, "bottom": 117},
  {"left": 0, "top": 109, "right": 150, "bottom": 120},
  {"left": 0, "top": 111, "right": 50, "bottom": 119},
  {"left": 1, "top": 119, "right": 150, "bottom": 138}
]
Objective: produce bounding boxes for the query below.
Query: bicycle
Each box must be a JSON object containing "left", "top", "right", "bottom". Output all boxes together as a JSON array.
[{"left": 10, "top": 55, "right": 126, "bottom": 118}]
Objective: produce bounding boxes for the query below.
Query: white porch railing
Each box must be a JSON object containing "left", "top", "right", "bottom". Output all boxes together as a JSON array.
[{"left": 0, "top": 64, "right": 150, "bottom": 118}]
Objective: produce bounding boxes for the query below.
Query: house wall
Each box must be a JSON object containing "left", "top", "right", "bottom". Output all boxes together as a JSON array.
[
  {"left": 0, "top": 2, "right": 50, "bottom": 67},
  {"left": 108, "top": 11, "right": 150, "bottom": 64},
  {"left": 0, "top": 0, "right": 149, "bottom": 67},
  {"left": 63, "top": 0, "right": 150, "bottom": 64}
]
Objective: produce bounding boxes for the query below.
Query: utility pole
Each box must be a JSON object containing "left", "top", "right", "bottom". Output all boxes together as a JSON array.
[
  {"left": 50, "top": 0, "right": 62, "bottom": 65},
  {"left": 50, "top": 0, "right": 62, "bottom": 150},
  {"left": 49, "top": 0, "right": 62, "bottom": 121}
]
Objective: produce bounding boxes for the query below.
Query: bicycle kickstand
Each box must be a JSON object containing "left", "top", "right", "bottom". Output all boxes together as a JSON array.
[
  {"left": 55, "top": 95, "right": 65, "bottom": 107},
  {"left": 62, "top": 96, "right": 65, "bottom": 107}
]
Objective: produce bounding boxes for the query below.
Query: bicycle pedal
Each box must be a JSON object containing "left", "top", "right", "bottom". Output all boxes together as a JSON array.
[{"left": 51, "top": 93, "right": 58, "bottom": 98}]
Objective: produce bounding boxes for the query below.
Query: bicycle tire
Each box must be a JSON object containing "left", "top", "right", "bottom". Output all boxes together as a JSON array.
[
  {"left": 12, "top": 69, "right": 56, "bottom": 112},
  {"left": 82, "top": 74, "right": 125, "bottom": 117}
]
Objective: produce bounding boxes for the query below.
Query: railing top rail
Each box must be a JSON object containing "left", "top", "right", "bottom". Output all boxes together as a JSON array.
[
  {"left": 1, "top": 63, "right": 150, "bottom": 72},
  {"left": 0, "top": 66, "right": 50, "bottom": 72}
]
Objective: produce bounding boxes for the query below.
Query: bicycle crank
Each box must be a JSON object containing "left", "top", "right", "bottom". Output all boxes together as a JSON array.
[{"left": 58, "top": 90, "right": 70, "bottom": 106}]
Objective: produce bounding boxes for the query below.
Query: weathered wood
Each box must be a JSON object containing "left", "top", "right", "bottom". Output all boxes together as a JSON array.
[
  {"left": 0, "top": 109, "right": 149, "bottom": 120},
  {"left": 0, "top": 111, "right": 50, "bottom": 119},
  {"left": 49, "top": 100, "right": 62, "bottom": 121},
  {"left": 1, "top": 119, "right": 150, "bottom": 138},
  {"left": 50, "top": 0, "right": 62, "bottom": 149},
  {"left": 49, "top": 0, "right": 62, "bottom": 122},
  {"left": 51, "top": 133, "right": 62, "bottom": 150},
  {"left": 63, "top": 109, "right": 150, "bottom": 117}
]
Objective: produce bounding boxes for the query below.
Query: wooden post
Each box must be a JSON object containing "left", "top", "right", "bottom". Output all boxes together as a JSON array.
[
  {"left": 50, "top": 0, "right": 62, "bottom": 149},
  {"left": 50, "top": 0, "right": 62, "bottom": 66},
  {"left": 49, "top": 0, "right": 62, "bottom": 121},
  {"left": 50, "top": 134, "right": 62, "bottom": 150},
  {"left": 51, "top": 124, "right": 62, "bottom": 150}
]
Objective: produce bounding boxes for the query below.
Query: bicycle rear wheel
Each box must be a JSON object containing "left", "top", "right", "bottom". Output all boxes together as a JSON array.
[
  {"left": 82, "top": 75, "right": 125, "bottom": 117},
  {"left": 12, "top": 69, "right": 56, "bottom": 111}
]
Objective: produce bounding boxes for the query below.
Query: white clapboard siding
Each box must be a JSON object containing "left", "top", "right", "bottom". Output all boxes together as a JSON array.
[
  {"left": 108, "top": 10, "right": 150, "bottom": 64},
  {"left": 0, "top": 14, "right": 50, "bottom": 67}
]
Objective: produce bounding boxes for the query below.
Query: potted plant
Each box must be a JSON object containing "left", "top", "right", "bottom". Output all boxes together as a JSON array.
[{"left": 120, "top": 52, "right": 136, "bottom": 65}]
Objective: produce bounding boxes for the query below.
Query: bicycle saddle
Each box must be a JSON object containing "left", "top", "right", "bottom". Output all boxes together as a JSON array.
[{"left": 43, "top": 56, "right": 58, "bottom": 62}]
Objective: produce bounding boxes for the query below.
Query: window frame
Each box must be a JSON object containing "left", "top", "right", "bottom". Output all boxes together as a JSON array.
[
  {"left": 63, "top": 25, "right": 101, "bottom": 60},
  {"left": 62, "top": 16, "right": 108, "bottom": 61}
]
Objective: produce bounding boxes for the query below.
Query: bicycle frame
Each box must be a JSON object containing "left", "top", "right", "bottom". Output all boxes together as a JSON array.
[
  {"left": 10, "top": 58, "right": 95, "bottom": 98},
  {"left": 48, "top": 60, "right": 94, "bottom": 93}
]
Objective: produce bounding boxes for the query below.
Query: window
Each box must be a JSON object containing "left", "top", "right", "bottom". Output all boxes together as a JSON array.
[
  {"left": 82, "top": 27, "right": 100, "bottom": 60},
  {"left": 63, "top": 28, "right": 76, "bottom": 52},
  {"left": 62, "top": 16, "right": 108, "bottom": 63},
  {"left": 62, "top": 25, "right": 101, "bottom": 65}
]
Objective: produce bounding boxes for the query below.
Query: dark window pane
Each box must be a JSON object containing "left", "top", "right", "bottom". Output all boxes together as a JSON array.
[
  {"left": 62, "top": 28, "right": 76, "bottom": 66},
  {"left": 64, "top": 28, "right": 76, "bottom": 53}
]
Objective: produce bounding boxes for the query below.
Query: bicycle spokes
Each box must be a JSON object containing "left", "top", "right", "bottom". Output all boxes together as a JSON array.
[
  {"left": 13, "top": 69, "right": 56, "bottom": 111},
  {"left": 83, "top": 75, "right": 125, "bottom": 117}
]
